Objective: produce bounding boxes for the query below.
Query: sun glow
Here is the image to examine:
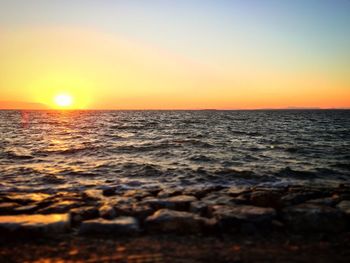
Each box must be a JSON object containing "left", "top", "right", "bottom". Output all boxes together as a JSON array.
[{"left": 54, "top": 93, "right": 73, "bottom": 108}]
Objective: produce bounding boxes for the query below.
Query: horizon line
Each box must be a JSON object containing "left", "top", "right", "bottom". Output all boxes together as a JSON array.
[{"left": 1, "top": 107, "right": 349, "bottom": 111}]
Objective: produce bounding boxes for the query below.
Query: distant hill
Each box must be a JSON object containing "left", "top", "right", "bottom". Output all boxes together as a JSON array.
[{"left": 0, "top": 101, "right": 48, "bottom": 110}]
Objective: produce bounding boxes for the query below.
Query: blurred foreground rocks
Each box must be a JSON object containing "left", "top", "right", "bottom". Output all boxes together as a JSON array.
[{"left": 0, "top": 183, "right": 349, "bottom": 237}]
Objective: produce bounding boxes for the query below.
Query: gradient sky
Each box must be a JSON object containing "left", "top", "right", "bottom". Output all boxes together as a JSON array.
[{"left": 0, "top": 0, "right": 349, "bottom": 109}]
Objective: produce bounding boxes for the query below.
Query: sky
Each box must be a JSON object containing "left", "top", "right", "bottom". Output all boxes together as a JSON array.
[{"left": 0, "top": 0, "right": 349, "bottom": 109}]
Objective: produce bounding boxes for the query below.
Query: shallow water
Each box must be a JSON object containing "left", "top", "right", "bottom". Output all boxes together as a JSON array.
[{"left": 0, "top": 110, "right": 349, "bottom": 193}]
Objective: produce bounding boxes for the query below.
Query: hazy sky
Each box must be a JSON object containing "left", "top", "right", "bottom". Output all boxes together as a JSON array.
[{"left": 1, "top": 0, "right": 349, "bottom": 109}]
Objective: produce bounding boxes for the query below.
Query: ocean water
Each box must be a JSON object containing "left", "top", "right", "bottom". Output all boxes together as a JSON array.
[{"left": 0, "top": 110, "right": 349, "bottom": 193}]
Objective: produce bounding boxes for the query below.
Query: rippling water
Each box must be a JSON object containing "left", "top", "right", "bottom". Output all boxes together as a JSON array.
[{"left": 0, "top": 110, "right": 349, "bottom": 193}]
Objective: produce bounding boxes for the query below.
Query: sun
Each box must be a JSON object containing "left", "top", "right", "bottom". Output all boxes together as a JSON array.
[{"left": 54, "top": 93, "right": 73, "bottom": 108}]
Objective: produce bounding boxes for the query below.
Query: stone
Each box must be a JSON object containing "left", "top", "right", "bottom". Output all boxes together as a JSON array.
[
  {"left": 182, "top": 185, "right": 225, "bottom": 199},
  {"left": 210, "top": 205, "right": 276, "bottom": 230},
  {"left": 201, "top": 193, "right": 236, "bottom": 206},
  {"left": 3, "top": 193, "right": 50, "bottom": 205},
  {"left": 164, "top": 195, "right": 197, "bottom": 210},
  {"left": 108, "top": 197, "right": 137, "bottom": 207},
  {"left": 99, "top": 205, "right": 117, "bottom": 219},
  {"left": 337, "top": 200, "right": 350, "bottom": 216},
  {"left": 114, "top": 204, "right": 154, "bottom": 220},
  {"left": 123, "top": 190, "right": 152, "bottom": 200},
  {"left": 145, "top": 209, "right": 208, "bottom": 234},
  {"left": 306, "top": 197, "right": 337, "bottom": 207},
  {"left": 143, "top": 195, "right": 196, "bottom": 211},
  {"left": 13, "top": 204, "right": 39, "bottom": 214},
  {"left": 280, "top": 192, "right": 323, "bottom": 207},
  {"left": 157, "top": 188, "right": 184, "bottom": 198},
  {"left": 282, "top": 203, "right": 347, "bottom": 233},
  {"left": 70, "top": 206, "right": 99, "bottom": 224},
  {"left": 250, "top": 191, "right": 282, "bottom": 208},
  {"left": 37, "top": 201, "right": 81, "bottom": 214},
  {"left": 82, "top": 189, "right": 105, "bottom": 200},
  {"left": 225, "top": 186, "right": 251, "bottom": 196},
  {"left": 190, "top": 201, "right": 209, "bottom": 217},
  {"left": 0, "top": 203, "right": 20, "bottom": 215},
  {"left": 0, "top": 214, "right": 70, "bottom": 236},
  {"left": 79, "top": 217, "right": 140, "bottom": 235}
]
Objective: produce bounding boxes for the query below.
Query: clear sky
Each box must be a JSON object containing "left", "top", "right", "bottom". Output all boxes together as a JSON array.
[{"left": 0, "top": 0, "right": 349, "bottom": 109}]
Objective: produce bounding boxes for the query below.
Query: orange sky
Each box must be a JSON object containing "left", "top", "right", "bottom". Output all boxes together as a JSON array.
[{"left": 1, "top": 1, "right": 349, "bottom": 109}]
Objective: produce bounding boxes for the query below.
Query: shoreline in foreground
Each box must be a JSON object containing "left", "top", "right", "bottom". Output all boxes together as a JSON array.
[{"left": 1, "top": 183, "right": 350, "bottom": 262}]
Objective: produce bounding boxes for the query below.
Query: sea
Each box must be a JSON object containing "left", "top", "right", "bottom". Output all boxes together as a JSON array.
[{"left": 0, "top": 110, "right": 349, "bottom": 194}]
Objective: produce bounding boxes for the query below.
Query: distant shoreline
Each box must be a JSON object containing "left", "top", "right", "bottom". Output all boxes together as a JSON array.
[{"left": 0, "top": 108, "right": 349, "bottom": 111}]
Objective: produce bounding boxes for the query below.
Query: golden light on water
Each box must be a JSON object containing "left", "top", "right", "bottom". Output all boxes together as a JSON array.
[{"left": 54, "top": 93, "right": 73, "bottom": 108}]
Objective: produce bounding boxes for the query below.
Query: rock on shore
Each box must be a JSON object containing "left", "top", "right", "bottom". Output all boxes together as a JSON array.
[
  {"left": 79, "top": 217, "right": 140, "bottom": 235},
  {"left": 0, "top": 214, "right": 70, "bottom": 236}
]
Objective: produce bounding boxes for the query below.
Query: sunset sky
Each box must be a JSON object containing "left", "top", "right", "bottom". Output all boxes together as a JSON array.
[{"left": 0, "top": 0, "right": 349, "bottom": 109}]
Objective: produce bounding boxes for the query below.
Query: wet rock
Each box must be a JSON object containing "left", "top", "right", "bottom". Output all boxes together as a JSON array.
[
  {"left": 201, "top": 193, "right": 236, "bottom": 206},
  {"left": 210, "top": 205, "right": 276, "bottom": 230},
  {"left": 79, "top": 217, "right": 139, "bottom": 235},
  {"left": 13, "top": 204, "right": 39, "bottom": 214},
  {"left": 114, "top": 204, "right": 154, "bottom": 221},
  {"left": 108, "top": 197, "right": 137, "bottom": 207},
  {"left": 190, "top": 201, "right": 209, "bottom": 217},
  {"left": 70, "top": 206, "right": 99, "bottom": 224},
  {"left": 143, "top": 195, "right": 196, "bottom": 211},
  {"left": 0, "top": 203, "right": 20, "bottom": 215},
  {"left": 280, "top": 192, "right": 324, "bottom": 207},
  {"left": 3, "top": 193, "right": 50, "bottom": 205},
  {"left": 123, "top": 190, "right": 152, "bottom": 200},
  {"left": 165, "top": 195, "right": 197, "bottom": 210},
  {"left": 37, "top": 201, "right": 81, "bottom": 214},
  {"left": 99, "top": 205, "right": 117, "bottom": 219},
  {"left": 306, "top": 197, "right": 338, "bottom": 207},
  {"left": 82, "top": 189, "right": 105, "bottom": 201},
  {"left": 157, "top": 188, "right": 184, "bottom": 198},
  {"left": 250, "top": 191, "right": 282, "bottom": 208},
  {"left": 282, "top": 203, "right": 347, "bottom": 233},
  {"left": 0, "top": 214, "right": 70, "bottom": 236},
  {"left": 182, "top": 185, "right": 225, "bottom": 199},
  {"left": 337, "top": 201, "right": 350, "bottom": 217},
  {"left": 145, "top": 209, "right": 208, "bottom": 234},
  {"left": 225, "top": 186, "right": 251, "bottom": 196}
]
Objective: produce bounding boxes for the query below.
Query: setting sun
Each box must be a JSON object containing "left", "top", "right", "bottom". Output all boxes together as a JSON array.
[{"left": 54, "top": 93, "right": 73, "bottom": 108}]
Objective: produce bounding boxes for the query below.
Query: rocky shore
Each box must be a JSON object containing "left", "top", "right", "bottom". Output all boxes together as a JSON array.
[{"left": 1, "top": 183, "right": 350, "bottom": 262}]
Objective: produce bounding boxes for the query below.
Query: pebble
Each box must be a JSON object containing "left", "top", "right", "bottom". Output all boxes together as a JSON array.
[
  {"left": 79, "top": 217, "right": 140, "bottom": 235},
  {"left": 37, "top": 201, "right": 81, "bottom": 214},
  {"left": 145, "top": 209, "right": 208, "bottom": 234},
  {"left": 0, "top": 214, "right": 70, "bottom": 235},
  {"left": 70, "top": 206, "right": 99, "bottom": 224},
  {"left": 99, "top": 205, "right": 117, "bottom": 219},
  {"left": 143, "top": 195, "right": 196, "bottom": 211},
  {"left": 210, "top": 205, "right": 276, "bottom": 229}
]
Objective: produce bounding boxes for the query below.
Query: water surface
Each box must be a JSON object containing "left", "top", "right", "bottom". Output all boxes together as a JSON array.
[{"left": 1, "top": 110, "right": 349, "bottom": 193}]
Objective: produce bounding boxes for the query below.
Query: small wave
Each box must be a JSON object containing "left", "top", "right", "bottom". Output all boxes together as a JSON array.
[
  {"left": 189, "top": 155, "right": 213, "bottom": 162},
  {"left": 38, "top": 146, "right": 100, "bottom": 156},
  {"left": 214, "top": 168, "right": 256, "bottom": 179},
  {"left": 172, "top": 139, "right": 214, "bottom": 148},
  {"left": 41, "top": 175, "right": 65, "bottom": 184},
  {"left": 4, "top": 147, "right": 33, "bottom": 160},
  {"left": 112, "top": 142, "right": 180, "bottom": 153},
  {"left": 332, "top": 163, "right": 350, "bottom": 170},
  {"left": 276, "top": 167, "right": 318, "bottom": 178},
  {"left": 120, "top": 162, "right": 163, "bottom": 177}
]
